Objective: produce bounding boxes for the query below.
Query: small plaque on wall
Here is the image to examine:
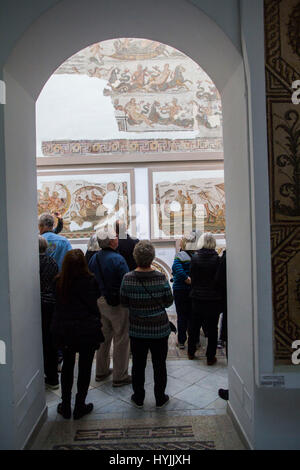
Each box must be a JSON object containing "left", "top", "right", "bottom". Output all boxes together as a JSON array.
[{"left": 260, "top": 375, "right": 285, "bottom": 388}]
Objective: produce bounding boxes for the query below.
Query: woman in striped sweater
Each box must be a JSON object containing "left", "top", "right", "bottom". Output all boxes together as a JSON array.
[{"left": 120, "top": 240, "right": 173, "bottom": 409}]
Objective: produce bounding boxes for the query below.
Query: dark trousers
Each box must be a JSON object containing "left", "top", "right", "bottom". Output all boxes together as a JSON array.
[
  {"left": 41, "top": 302, "right": 58, "bottom": 384},
  {"left": 61, "top": 347, "right": 95, "bottom": 405},
  {"left": 188, "top": 300, "right": 220, "bottom": 360},
  {"left": 173, "top": 290, "right": 192, "bottom": 344},
  {"left": 130, "top": 336, "right": 168, "bottom": 404}
]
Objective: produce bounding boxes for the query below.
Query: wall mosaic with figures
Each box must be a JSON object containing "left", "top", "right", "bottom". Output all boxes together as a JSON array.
[
  {"left": 37, "top": 170, "right": 135, "bottom": 239},
  {"left": 264, "top": 0, "right": 300, "bottom": 365},
  {"left": 149, "top": 167, "right": 225, "bottom": 241},
  {"left": 37, "top": 38, "right": 223, "bottom": 159}
]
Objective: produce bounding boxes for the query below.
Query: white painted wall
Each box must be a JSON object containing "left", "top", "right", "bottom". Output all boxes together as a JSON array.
[
  {"left": 2, "top": 0, "right": 252, "bottom": 449},
  {"left": 3, "top": 0, "right": 297, "bottom": 450}
]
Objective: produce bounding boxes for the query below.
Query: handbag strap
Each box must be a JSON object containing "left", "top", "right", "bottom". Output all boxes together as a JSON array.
[
  {"left": 134, "top": 273, "right": 177, "bottom": 333},
  {"left": 134, "top": 272, "right": 166, "bottom": 312}
]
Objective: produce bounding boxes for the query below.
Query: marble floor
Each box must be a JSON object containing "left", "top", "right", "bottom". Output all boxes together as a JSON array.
[
  {"left": 45, "top": 354, "right": 228, "bottom": 422},
  {"left": 30, "top": 354, "right": 242, "bottom": 450}
]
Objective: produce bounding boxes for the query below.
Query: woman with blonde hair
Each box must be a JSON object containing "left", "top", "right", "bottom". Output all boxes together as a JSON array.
[{"left": 188, "top": 232, "right": 222, "bottom": 365}]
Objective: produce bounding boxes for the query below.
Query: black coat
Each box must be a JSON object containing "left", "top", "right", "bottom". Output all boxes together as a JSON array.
[
  {"left": 215, "top": 250, "right": 227, "bottom": 301},
  {"left": 190, "top": 248, "right": 221, "bottom": 301},
  {"left": 51, "top": 275, "right": 104, "bottom": 350},
  {"left": 118, "top": 235, "right": 139, "bottom": 271}
]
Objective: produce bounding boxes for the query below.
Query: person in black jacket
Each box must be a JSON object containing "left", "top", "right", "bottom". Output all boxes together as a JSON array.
[
  {"left": 115, "top": 220, "right": 139, "bottom": 271},
  {"left": 39, "top": 235, "right": 59, "bottom": 389},
  {"left": 51, "top": 249, "right": 104, "bottom": 420},
  {"left": 215, "top": 250, "right": 229, "bottom": 399},
  {"left": 188, "top": 232, "right": 222, "bottom": 365},
  {"left": 53, "top": 212, "right": 64, "bottom": 234}
]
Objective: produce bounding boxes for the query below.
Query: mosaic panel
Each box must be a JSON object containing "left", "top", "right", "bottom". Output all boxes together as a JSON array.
[
  {"left": 45, "top": 37, "right": 223, "bottom": 155},
  {"left": 37, "top": 171, "right": 134, "bottom": 239},
  {"left": 150, "top": 169, "right": 225, "bottom": 240},
  {"left": 264, "top": 0, "right": 300, "bottom": 364}
]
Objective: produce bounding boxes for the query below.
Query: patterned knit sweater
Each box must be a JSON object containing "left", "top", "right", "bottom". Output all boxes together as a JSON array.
[{"left": 120, "top": 270, "right": 173, "bottom": 339}]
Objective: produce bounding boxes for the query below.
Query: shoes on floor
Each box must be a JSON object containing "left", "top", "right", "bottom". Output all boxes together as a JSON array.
[
  {"left": 207, "top": 357, "right": 217, "bottom": 366},
  {"left": 73, "top": 403, "right": 94, "bottom": 420},
  {"left": 217, "top": 340, "right": 225, "bottom": 349},
  {"left": 188, "top": 353, "right": 195, "bottom": 360},
  {"left": 45, "top": 379, "right": 59, "bottom": 390},
  {"left": 218, "top": 388, "right": 229, "bottom": 401},
  {"left": 96, "top": 369, "right": 113, "bottom": 382},
  {"left": 156, "top": 395, "right": 170, "bottom": 408},
  {"left": 177, "top": 343, "right": 185, "bottom": 350},
  {"left": 131, "top": 394, "right": 144, "bottom": 409},
  {"left": 112, "top": 375, "right": 132, "bottom": 387},
  {"left": 57, "top": 402, "right": 71, "bottom": 419}
]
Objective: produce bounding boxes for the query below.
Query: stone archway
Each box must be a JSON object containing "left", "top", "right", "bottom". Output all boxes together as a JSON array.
[{"left": 3, "top": 0, "right": 262, "bottom": 448}]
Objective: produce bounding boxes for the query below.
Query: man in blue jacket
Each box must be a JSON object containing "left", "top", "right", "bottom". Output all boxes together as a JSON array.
[
  {"left": 89, "top": 230, "right": 131, "bottom": 387},
  {"left": 39, "top": 213, "right": 72, "bottom": 271}
]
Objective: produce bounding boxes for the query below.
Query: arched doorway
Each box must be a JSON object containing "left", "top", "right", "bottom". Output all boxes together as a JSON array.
[{"left": 3, "top": 0, "right": 265, "bottom": 448}]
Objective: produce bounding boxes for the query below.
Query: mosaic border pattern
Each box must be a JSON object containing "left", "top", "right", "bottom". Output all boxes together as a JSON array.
[
  {"left": 53, "top": 441, "right": 215, "bottom": 450},
  {"left": 41, "top": 138, "right": 224, "bottom": 156},
  {"left": 74, "top": 426, "right": 193, "bottom": 441},
  {"left": 264, "top": 0, "right": 300, "bottom": 364}
]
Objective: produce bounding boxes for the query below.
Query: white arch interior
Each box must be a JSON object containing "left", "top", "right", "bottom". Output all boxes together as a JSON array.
[{"left": 2, "top": 0, "right": 274, "bottom": 449}]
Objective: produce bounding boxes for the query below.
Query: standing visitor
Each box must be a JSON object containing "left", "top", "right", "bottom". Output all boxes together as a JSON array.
[
  {"left": 88, "top": 229, "right": 131, "bottom": 387},
  {"left": 52, "top": 249, "right": 104, "bottom": 419},
  {"left": 215, "top": 250, "right": 229, "bottom": 400},
  {"left": 115, "top": 220, "right": 139, "bottom": 271},
  {"left": 188, "top": 232, "right": 221, "bottom": 365},
  {"left": 85, "top": 232, "right": 100, "bottom": 264},
  {"left": 38, "top": 213, "right": 72, "bottom": 271},
  {"left": 120, "top": 240, "right": 173, "bottom": 408},
  {"left": 172, "top": 237, "right": 192, "bottom": 349},
  {"left": 39, "top": 235, "right": 59, "bottom": 390}
]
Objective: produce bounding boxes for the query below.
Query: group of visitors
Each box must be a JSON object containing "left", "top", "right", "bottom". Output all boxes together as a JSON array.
[
  {"left": 38, "top": 212, "right": 228, "bottom": 420},
  {"left": 172, "top": 231, "right": 228, "bottom": 398}
]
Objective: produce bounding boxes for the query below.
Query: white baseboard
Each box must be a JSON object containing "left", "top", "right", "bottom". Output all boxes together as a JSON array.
[
  {"left": 227, "top": 402, "right": 253, "bottom": 450},
  {"left": 23, "top": 406, "right": 48, "bottom": 450}
]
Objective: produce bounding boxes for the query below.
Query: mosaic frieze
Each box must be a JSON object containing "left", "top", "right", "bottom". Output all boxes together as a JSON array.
[{"left": 41, "top": 138, "right": 223, "bottom": 156}]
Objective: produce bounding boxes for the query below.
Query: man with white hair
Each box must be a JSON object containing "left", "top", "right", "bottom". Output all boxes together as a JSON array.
[
  {"left": 88, "top": 229, "right": 131, "bottom": 387},
  {"left": 38, "top": 213, "right": 72, "bottom": 271}
]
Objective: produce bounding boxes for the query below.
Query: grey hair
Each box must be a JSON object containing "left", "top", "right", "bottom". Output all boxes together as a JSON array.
[
  {"left": 183, "top": 230, "right": 202, "bottom": 252},
  {"left": 96, "top": 228, "right": 116, "bottom": 249},
  {"left": 39, "top": 235, "right": 48, "bottom": 254},
  {"left": 39, "top": 213, "right": 54, "bottom": 229},
  {"left": 87, "top": 233, "right": 100, "bottom": 251},
  {"left": 197, "top": 232, "right": 216, "bottom": 250},
  {"left": 133, "top": 240, "right": 155, "bottom": 268}
]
